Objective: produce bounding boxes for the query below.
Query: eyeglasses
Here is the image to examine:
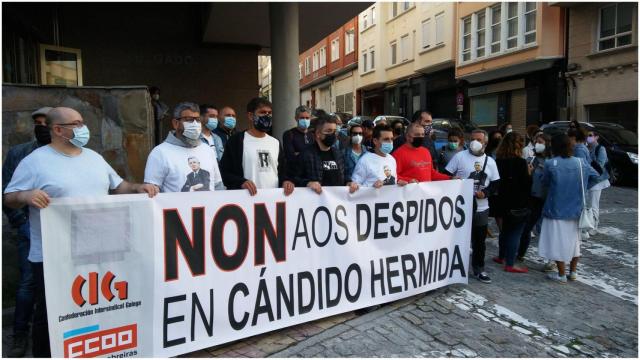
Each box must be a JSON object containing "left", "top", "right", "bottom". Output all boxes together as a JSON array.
[{"left": 177, "top": 117, "right": 200, "bottom": 122}]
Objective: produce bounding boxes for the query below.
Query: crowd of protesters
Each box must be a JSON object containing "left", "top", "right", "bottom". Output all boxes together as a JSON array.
[{"left": 2, "top": 96, "right": 608, "bottom": 357}]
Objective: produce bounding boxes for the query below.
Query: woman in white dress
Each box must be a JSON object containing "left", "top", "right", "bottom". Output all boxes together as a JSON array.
[{"left": 538, "top": 134, "right": 598, "bottom": 283}]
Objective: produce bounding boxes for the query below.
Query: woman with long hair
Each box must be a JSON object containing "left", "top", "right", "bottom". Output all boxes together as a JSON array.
[
  {"left": 538, "top": 134, "right": 598, "bottom": 283},
  {"left": 517, "top": 132, "right": 551, "bottom": 262},
  {"left": 492, "top": 132, "right": 531, "bottom": 273}
]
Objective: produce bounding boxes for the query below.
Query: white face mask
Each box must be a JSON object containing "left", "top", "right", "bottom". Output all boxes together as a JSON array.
[
  {"left": 469, "top": 140, "right": 483, "bottom": 154},
  {"left": 351, "top": 134, "right": 363, "bottom": 145},
  {"left": 152, "top": 94, "right": 160, "bottom": 101},
  {"left": 182, "top": 120, "right": 202, "bottom": 140},
  {"left": 534, "top": 143, "right": 546, "bottom": 154}
]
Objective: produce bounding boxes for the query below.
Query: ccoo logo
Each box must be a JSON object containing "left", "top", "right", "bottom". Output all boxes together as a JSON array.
[{"left": 71, "top": 271, "right": 128, "bottom": 307}]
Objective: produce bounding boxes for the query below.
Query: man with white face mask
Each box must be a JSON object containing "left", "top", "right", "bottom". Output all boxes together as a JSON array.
[
  {"left": 145, "top": 102, "right": 223, "bottom": 193},
  {"left": 3, "top": 107, "right": 159, "bottom": 357},
  {"left": 199, "top": 104, "right": 225, "bottom": 162},
  {"left": 446, "top": 129, "right": 500, "bottom": 284}
]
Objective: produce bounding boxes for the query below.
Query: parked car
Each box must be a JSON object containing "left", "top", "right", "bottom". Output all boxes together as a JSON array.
[
  {"left": 541, "top": 121, "right": 638, "bottom": 186},
  {"left": 431, "top": 118, "right": 479, "bottom": 151},
  {"left": 346, "top": 115, "right": 373, "bottom": 127},
  {"left": 373, "top": 115, "right": 410, "bottom": 127}
]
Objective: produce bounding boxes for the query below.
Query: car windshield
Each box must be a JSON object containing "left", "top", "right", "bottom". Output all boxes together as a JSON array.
[{"left": 598, "top": 128, "right": 638, "bottom": 146}]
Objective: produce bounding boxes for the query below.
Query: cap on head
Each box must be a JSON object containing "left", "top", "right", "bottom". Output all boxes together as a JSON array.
[{"left": 32, "top": 107, "right": 53, "bottom": 119}]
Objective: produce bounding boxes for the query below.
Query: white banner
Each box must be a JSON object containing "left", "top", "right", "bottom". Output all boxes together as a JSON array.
[{"left": 42, "top": 180, "right": 473, "bottom": 357}]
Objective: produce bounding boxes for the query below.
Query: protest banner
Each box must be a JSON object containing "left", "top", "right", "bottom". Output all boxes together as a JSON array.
[{"left": 41, "top": 180, "right": 472, "bottom": 357}]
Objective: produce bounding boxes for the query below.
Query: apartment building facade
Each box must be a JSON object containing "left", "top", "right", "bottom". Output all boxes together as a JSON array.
[
  {"left": 357, "top": 2, "right": 459, "bottom": 118},
  {"left": 560, "top": 2, "right": 638, "bottom": 132},
  {"left": 299, "top": 17, "right": 359, "bottom": 114},
  {"left": 455, "top": 2, "right": 566, "bottom": 133}
]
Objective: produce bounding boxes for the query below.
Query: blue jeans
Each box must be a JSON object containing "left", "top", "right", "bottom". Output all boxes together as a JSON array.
[
  {"left": 14, "top": 222, "right": 35, "bottom": 336},
  {"left": 498, "top": 215, "right": 527, "bottom": 267}
]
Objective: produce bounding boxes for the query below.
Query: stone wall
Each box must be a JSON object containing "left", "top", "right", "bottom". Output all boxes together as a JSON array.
[{"left": 2, "top": 85, "right": 153, "bottom": 182}]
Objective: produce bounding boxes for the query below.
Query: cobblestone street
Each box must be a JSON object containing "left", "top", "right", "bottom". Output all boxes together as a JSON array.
[
  {"left": 3, "top": 186, "right": 637, "bottom": 357},
  {"left": 187, "top": 185, "right": 638, "bottom": 358}
]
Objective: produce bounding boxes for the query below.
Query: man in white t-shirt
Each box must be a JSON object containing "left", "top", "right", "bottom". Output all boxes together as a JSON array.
[
  {"left": 352, "top": 124, "right": 408, "bottom": 188},
  {"left": 144, "top": 102, "right": 223, "bottom": 193},
  {"left": 3, "top": 107, "right": 158, "bottom": 357},
  {"left": 219, "top": 97, "right": 295, "bottom": 196},
  {"left": 446, "top": 129, "right": 500, "bottom": 284}
]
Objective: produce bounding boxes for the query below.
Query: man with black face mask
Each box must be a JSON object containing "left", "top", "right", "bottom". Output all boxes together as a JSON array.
[
  {"left": 392, "top": 123, "right": 453, "bottom": 183},
  {"left": 2, "top": 106, "right": 51, "bottom": 357},
  {"left": 220, "top": 97, "right": 295, "bottom": 196},
  {"left": 293, "top": 113, "right": 359, "bottom": 194}
]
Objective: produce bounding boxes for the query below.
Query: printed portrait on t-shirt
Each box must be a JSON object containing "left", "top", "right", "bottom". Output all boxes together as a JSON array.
[
  {"left": 382, "top": 165, "right": 396, "bottom": 185},
  {"left": 181, "top": 156, "right": 211, "bottom": 192},
  {"left": 256, "top": 150, "right": 273, "bottom": 172},
  {"left": 468, "top": 161, "right": 487, "bottom": 192}
]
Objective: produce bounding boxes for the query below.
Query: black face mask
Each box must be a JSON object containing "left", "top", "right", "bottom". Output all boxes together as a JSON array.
[
  {"left": 253, "top": 114, "right": 273, "bottom": 133},
  {"left": 34, "top": 124, "right": 51, "bottom": 144},
  {"left": 411, "top": 136, "right": 424, "bottom": 147},
  {"left": 322, "top": 133, "right": 337, "bottom": 147}
]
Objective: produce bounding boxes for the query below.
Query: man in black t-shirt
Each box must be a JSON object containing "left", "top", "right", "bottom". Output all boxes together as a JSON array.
[{"left": 293, "top": 113, "right": 359, "bottom": 194}]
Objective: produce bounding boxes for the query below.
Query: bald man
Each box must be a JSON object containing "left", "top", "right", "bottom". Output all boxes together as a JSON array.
[
  {"left": 3, "top": 107, "right": 158, "bottom": 357},
  {"left": 213, "top": 105, "right": 237, "bottom": 147}
]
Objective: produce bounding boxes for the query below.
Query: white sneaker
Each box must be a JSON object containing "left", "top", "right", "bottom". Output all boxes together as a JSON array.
[{"left": 546, "top": 272, "right": 567, "bottom": 284}]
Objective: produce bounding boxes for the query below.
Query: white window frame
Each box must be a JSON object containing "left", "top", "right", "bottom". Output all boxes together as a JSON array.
[
  {"left": 371, "top": 6, "right": 376, "bottom": 25},
  {"left": 403, "top": 2, "right": 410, "bottom": 12},
  {"left": 490, "top": 4, "right": 502, "bottom": 54},
  {"left": 475, "top": 10, "right": 486, "bottom": 58},
  {"left": 345, "top": 29, "right": 355, "bottom": 54},
  {"left": 298, "top": 63, "right": 302, "bottom": 80},
  {"left": 597, "top": 3, "right": 635, "bottom": 52},
  {"left": 400, "top": 34, "right": 411, "bottom": 61},
  {"left": 312, "top": 51, "right": 318, "bottom": 71},
  {"left": 461, "top": 2, "right": 539, "bottom": 64},
  {"left": 506, "top": 2, "right": 519, "bottom": 49},
  {"left": 320, "top": 47, "right": 327, "bottom": 67},
  {"left": 363, "top": 14, "right": 368, "bottom": 29},
  {"left": 422, "top": 19, "right": 431, "bottom": 49},
  {"left": 331, "top": 38, "right": 340, "bottom": 62},
  {"left": 461, "top": 16, "right": 471, "bottom": 62},
  {"left": 524, "top": 2, "right": 536, "bottom": 44},
  {"left": 305, "top": 57, "right": 310, "bottom": 75},
  {"left": 370, "top": 47, "right": 375, "bottom": 70},
  {"left": 362, "top": 50, "right": 368, "bottom": 72},
  {"left": 435, "top": 12, "right": 445, "bottom": 45},
  {"left": 390, "top": 40, "right": 397, "bottom": 65},
  {"left": 391, "top": 2, "right": 398, "bottom": 19}
]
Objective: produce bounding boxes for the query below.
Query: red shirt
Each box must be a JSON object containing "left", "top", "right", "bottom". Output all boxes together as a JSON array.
[{"left": 392, "top": 143, "right": 450, "bottom": 182}]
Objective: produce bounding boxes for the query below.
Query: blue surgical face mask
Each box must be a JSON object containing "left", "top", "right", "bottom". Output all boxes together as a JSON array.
[
  {"left": 206, "top": 117, "right": 218, "bottom": 130},
  {"left": 224, "top": 116, "right": 236, "bottom": 129},
  {"left": 68, "top": 125, "right": 90, "bottom": 148},
  {"left": 298, "top": 119, "right": 310, "bottom": 129},
  {"left": 339, "top": 128, "right": 348, "bottom": 137},
  {"left": 380, "top": 142, "right": 393, "bottom": 154}
]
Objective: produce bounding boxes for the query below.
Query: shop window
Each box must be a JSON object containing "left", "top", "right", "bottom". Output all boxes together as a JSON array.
[{"left": 40, "top": 44, "right": 83, "bottom": 86}]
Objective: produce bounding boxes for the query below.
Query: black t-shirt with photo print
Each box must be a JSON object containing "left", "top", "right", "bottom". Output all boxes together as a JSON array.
[{"left": 319, "top": 149, "right": 342, "bottom": 186}]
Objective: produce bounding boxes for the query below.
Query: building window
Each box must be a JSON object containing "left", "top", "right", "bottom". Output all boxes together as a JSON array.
[
  {"left": 507, "top": 2, "right": 518, "bottom": 49},
  {"left": 370, "top": 47, "right": 375, "bottom": 69},
  {"left": 363, "top": 14, "right": 368, "bottom": 29},
  {"left": 39, "top": 45, "right": 83, "bottom": 86},
  {"left": 331, "top": 38, "right": 340, "bottom": 61},
  {"left": 476, "top": 10, "right": 486, "bottom": 58},
  {"left": 371, "top": 6, "right": 376, "bottom": 25},
  {"left": 312, "top": 51, "right": 318, "bottom": 71},
  {"left": 345, "top": 30, "right": 355, "bottom": 54},
  {"left": 321, "top": 47, "right": 327, "bottom": 67},
  {"left": 305, "top": 57, "right": 310, "bottom": 75},
  {"left": 599, "top": 2, "right": 634, "bottom": 51},
  {"left": 524, "top": 2, "right": 536, "bottom": 44},
  {"left": 490, "top": 4, "right": 501, "bottom": 53},
  {"left": 298, "top": 63, "right": 302, "bottom": 80},
  {"left": 400, "top": 34, "right": 410, "bottom": 61},
  {"left": 391, "top": 2, "right": 398, "bottom": 18},
  {"left": 422, "top": 19, "right": 431, "bottom": 49},
  {"left": 462, "top": 17, "right": 471, "bottom": 61},
  {"left": 435, "top": 13, "right": 445, "bottom": 45},
  {"left": 362, "top": 51, "right": 368, "bottom": 72},
  {"left": 403, "top": 2, "right": 410, "bottom": 11},
  {"left": 390, "top": 41, "right": 397, "bottom": 65}
]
